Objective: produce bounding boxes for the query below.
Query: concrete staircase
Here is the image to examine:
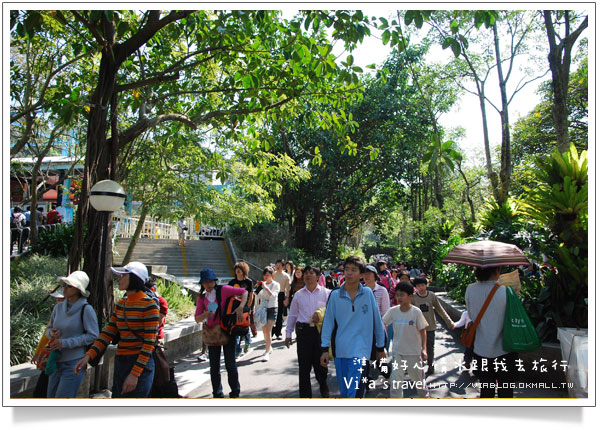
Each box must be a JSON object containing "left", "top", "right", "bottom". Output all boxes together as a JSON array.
[{"left": 113, "top": 238, "right": 234, "bottom": 280}]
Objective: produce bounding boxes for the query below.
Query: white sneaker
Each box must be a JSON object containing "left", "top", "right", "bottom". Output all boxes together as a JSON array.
[{"left": 262, "top": 353, "right": 270, "bottom": 362}]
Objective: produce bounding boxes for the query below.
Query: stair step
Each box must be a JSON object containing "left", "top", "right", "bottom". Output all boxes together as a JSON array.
[{"left": 112, "top": 238, "right": 232, "bottom": 279}]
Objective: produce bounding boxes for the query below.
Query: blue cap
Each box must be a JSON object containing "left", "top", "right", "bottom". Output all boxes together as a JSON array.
[{"left": 199, "top": 268, "right": 218, "bottom": 284}]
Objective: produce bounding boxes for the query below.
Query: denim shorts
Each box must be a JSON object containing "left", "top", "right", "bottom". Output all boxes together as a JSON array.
[{"left": 266, "top": 307, "right": 278, "bottom": 321}]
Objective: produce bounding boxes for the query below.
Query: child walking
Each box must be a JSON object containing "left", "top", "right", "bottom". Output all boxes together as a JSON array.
[
  {"left": 410, "top": 277, "right": 456, "bottom": 375},
  {"left": 383, "top": 282, "right": 429, "bottom": 398}
]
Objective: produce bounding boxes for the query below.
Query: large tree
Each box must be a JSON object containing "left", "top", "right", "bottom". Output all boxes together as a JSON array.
[
  {"left": 266, "top": 49, "right": 440, "bottom": 259},
  {"left": 425, "top": 10, "right": 547, "bottom": 204},
  {"left": 542, "top": 11, "right": 588, "bottom": 153},
  {"left": 12, "top": 9, "right": 378, "bottom": 321}
]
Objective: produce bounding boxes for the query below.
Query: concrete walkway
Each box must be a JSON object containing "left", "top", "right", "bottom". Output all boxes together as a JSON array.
[{"left": 172, "top": 315, "right": 569, "bottom": 399}]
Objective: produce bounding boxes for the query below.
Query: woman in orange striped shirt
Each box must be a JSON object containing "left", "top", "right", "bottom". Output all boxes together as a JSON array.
[{"left": 74, "top": 262, "right": 159, "bottom": 398}]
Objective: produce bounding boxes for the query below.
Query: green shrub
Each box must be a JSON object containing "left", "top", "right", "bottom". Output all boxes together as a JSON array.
[
  {"left": 518, "top": 144, "right": 588, "bottom": 341},
  {"left": 32, "top": 224, "right": 78, "bottom": 257},
  {"left": 156, "top": 278, "right": 195, "bottom": 324},
  {"left": 10, "top": 255, "right": 68, "bottom": 365}
]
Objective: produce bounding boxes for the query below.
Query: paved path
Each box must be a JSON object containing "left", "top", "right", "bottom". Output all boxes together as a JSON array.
[{"left": 173, "top": 315, "right": 568, "bottom": 399}]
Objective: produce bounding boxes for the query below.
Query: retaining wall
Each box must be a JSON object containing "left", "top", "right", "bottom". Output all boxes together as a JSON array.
[{"left": 10, "top": 317, "right": 202, "bottom": 399}]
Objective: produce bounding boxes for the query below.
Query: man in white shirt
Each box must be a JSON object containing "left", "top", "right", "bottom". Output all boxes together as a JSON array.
[
  {"left": 285, "top": 266, "right": 330, "bottom": 398},
  {"left": 177, "top": 217, "right": 186, "bottom": 246}
]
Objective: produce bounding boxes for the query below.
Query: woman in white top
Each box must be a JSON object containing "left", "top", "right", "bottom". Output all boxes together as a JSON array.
[{"left": 256, "top": 266, "right": 280, "bottom": 361}]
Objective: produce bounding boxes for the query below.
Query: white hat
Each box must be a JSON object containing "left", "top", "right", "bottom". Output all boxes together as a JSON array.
[
  {"left": 57, "top": 271, "right": 90, "bottom": 297},
  {"left": 111, "top": 261, "right": 148, "bottom": 283}
]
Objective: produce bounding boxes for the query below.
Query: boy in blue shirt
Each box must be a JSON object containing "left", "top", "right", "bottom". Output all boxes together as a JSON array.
[{"left": 320, "top": 256, "right": 386, "bottom": 398}]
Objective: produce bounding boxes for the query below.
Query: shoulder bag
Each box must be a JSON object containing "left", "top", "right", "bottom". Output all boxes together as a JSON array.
[
  {"left": 460, "top": 282, "right": 500, "bottom": 348},
  {"left": 200, "top": 288, "right": 230, "bottom": 346},
  {"left": 123, "top": 306, "right": 171, "bottom": 385}
]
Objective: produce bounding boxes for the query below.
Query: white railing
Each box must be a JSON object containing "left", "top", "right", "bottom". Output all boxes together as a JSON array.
[
  {"left": 111, "top": 213, "right": 226, "bottom": 240},
  {"left": 112, "top": 214, "right": 179, "bottom": 240}
]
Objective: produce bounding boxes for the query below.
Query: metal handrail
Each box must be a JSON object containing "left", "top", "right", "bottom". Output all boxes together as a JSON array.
[{"left": 226, "top": 237, "right": 264, "bottom": 282}]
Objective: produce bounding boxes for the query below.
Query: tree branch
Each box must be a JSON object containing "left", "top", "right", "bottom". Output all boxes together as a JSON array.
[
  {"left": 11, "top": 53, "right": 88, "bottom": 123},
  {"left": 72, "top": 10, "right": 105, "bottom": 46},
  {"left": 116, "top": 113, "right": 197, "bottom": 150},
  {"left": 115, "top": 73, "right": 180, "bottom": 92},
  {"left": 508, "top": 70, "right": 550, "bottom": 105},
  {"left": 117, "top": 10, "right": 194, "bottom": 62},
  {"left": 192, "top": 97, "right": 293, "bottom": 125}
]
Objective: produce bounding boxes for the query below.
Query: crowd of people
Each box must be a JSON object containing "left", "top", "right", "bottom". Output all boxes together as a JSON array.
[
  {"left": 33, "top": 253, "right": 523, "bottom": 400},
  {"left": 10, "top": 204, "right": 63, "bottom": 254},
  {"left": 192, "top": 255, "right": 521, "bottom": 399}
]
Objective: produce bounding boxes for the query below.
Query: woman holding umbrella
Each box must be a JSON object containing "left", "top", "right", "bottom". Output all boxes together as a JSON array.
[{"left": 443, "top": 240, "right": 529, "bottom": 398}]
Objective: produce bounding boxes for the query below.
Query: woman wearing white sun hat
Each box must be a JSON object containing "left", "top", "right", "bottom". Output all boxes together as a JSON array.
[
  {"left": 45, "top": 271, "right": 98, "bottom": 398},
  {"left": 75, "top": 261, "right": 159, "bottom": 398}
]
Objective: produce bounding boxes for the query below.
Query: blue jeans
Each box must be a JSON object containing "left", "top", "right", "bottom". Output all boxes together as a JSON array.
[
  {"left": 208, "top": 339, "right": 240, "bottom": 397},
  {"left": 47, "top": 358, "right": 85, "bottom": 398},
  {"left": 235, "top": 333, "right": 252, "bottom": 354},
  {"left": 334, "top": 357, "right": 367, "bottom": 398},
  {"left": 112, "top": 355, "right": 155, "bottom": 398}
]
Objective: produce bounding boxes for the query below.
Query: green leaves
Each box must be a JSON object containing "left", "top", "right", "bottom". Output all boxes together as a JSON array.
[
  {"left": 382, "top": 29, "right": 391, "bottom": 45},
  {"left": 404, "top": 10, "right": 430, "bottom": 28},
  {"left": 517, "top": 144, "right": 587, "bottom": 249},
  {"left": 442, "top": 37, "right": 462, "bottom": 57},
  {"left": 473, "top": 10, "right": 498, "bottom": 29},
  {"left": 423, "top": 138, "right": 462, "bottom": 172}
]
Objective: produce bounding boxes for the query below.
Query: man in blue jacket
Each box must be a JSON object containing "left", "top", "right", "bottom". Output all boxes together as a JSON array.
[{"left": 320, "top": 256, "right": 386, "bottom": 398}]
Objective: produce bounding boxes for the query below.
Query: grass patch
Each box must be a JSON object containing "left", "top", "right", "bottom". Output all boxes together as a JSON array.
[
  {"left": 156, "top": 278, "right": 196, "bottom": 324},
  {"left": 10, "top": 255, "right": 68, "bottom": 365},
  {"left": 10, "top": 255, "right": 195, "bottom": 365}
]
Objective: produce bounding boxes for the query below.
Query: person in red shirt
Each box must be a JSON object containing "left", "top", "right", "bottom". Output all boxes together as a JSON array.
[
  {"left": 46, "top": 205, "right": 62, "bottom": 225},
  {"left": 149, "top": 280, "right": 168, "bottom": 345}
]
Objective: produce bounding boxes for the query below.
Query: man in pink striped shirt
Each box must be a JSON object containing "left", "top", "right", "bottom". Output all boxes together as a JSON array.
[{"left": 285, "top": 266, "right": 331, "bottom": 398}]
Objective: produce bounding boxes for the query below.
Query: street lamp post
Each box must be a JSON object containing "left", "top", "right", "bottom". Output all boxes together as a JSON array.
[{"left": 89, "top": 180, "right": 125, "bottom": 392}]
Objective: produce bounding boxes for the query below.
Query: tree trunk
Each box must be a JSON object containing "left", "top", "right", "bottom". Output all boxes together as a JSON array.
[
  {"left": 433, "top": 166, "right": 444, "bottom": 209},
  {"left": 543, "top": 11, "right": 588, "bottom": 153},
  {"left": 68, "top": 45, "right": 121, "bottom": 323},
  {"left": 493, "top": 23, "right": 512, "bottom": 204},
  {"left": 329, "top": 222, "right": 340, "bottom": 261},
  {"left": 477, "top": 90, "right": 501, "bottom": 202},
  {"left": 458, "top": 165, "right": 476, "bottom": 222},
  {"left": 28, "top": 159, "right": 43, "bottom": 247},
  {"left": 293, "top": 209, "right": 307, "bottom": 249}
]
